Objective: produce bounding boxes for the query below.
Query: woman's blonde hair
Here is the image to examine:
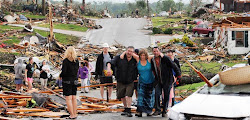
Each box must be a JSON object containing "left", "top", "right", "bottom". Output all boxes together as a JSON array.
[
  {"left": 138, "top": 48, "right": 148, "bottom": 60},
  {"left": 64, "top": 46, "right": 77, "bottom": 62}
]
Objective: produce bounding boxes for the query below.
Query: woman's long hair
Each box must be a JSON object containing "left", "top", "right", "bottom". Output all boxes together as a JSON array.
[
  {"left": 138, "top": 48, "right": 149, "bottom": 60},
  {"left": 64, "top": 46, "right": 77, "bottom": 62}
]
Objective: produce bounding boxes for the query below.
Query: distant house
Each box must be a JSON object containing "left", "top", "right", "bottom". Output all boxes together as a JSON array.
[
  {"left": 213, "top": 17, "right": 250, "bottom": 55},
  {"left": 158, "top": 11, "right": 169, "bottom": 17},
  {"left": 220, "top": 0, "right": 250, "bottom": 12}
]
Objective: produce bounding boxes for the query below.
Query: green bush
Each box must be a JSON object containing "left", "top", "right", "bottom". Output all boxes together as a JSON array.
[
  {"left": 152, "top": 27, "right": 162, "bottom": 34},
  {"left": 182, "top": 34, "right": 194, "bottom": 47},
  {"left": 188, "top": 25, "right": 193, "bottom": 32},
  {"left": 164, "top": 28, "right": 173, "bottom": 34},
  {"left": 170, "top": 38, "right": 181, "bottom": 43}
]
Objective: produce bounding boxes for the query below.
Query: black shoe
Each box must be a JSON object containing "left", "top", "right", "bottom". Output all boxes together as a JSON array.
[
  {"left": 162, "top": 112, "right": 166, "bottom": 117},
  {"left": 152, "top": 111, "right": 161, "bottom": 116},
  {"left": 85, "top": 91, "right": 89, "bottom": 93},
  {"left": 121, "top": 108, "right": 128, "bottom": 116},
  {"left": 135, "top": 112, "right": 142, "bottom": 117},
  {"left": 121, "top": 111, "right": 127, "bottom": 116},
  {"left": 127, "top": 112, "right": 133, "bottom": 117},
  {"left": 147, "top": 113, "right": 152, "bottom": 116},
  {"left": 81, "top": 91, "right": 84, "bottom": 93}
]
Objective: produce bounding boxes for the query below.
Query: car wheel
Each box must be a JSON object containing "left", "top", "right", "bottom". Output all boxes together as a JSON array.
[
  {"left": 208, "top": 32, "right": 213, "bottom": 38},
  {"left": 194, "top": 32, "right": 199, "bottom": 37}
]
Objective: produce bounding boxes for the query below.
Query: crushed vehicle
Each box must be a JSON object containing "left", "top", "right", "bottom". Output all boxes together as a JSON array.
[
  {"left": 168, "top": 63, "right": 250, "bottom": 120},
  {"left": 193, "top": 23, "right": 214, "bottom": 37}
]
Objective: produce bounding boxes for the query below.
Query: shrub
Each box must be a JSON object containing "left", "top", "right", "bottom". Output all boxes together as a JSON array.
[
  {"left": 152, "top": 27, "right": 162, "bottom": 34},
  {"left": 164, "top": 28, "right": 173, "bottom": 34},
  {"left": 188, "top": 25, "right": 193, "bottom": 32},
  {"left": 182, "top": 34, "right": 194, "bottom": 47}
]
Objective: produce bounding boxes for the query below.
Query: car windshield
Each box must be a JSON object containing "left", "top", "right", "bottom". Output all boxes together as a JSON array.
[{"left": 198, "top": 75, "right": 250, "bottom": 95}]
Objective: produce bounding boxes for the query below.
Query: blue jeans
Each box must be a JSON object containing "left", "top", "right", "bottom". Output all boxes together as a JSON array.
[{"left": 154, "top": 83, "right": 172, "bottom": 113}]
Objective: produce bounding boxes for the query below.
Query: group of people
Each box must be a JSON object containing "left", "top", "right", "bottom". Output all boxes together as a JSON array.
[
  {"left": 95, "top": 43, "right": 181, "bottom": 117},
  {"left": 14, "top": 42, "right": 181, "bottom": 119},
  {"left": 14, "top": 57, "right": 50, "bottom": 92}
]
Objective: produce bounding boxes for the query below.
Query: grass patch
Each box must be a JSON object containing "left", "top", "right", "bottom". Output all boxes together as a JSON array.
[
  {"left": 38, "top": 23, "right": 88, "bottom": 32},
  {"left": 0, "top": 25, "right": 23, "bottom": 30},
  {"left": 25, "top": 14, "right": 46, "bottom": 19},
  {"left": 17, "top": 12, "right": 46, "bottom": 19},
  {"left": 84, "top": 15, "right": 101, "bottom": 19},
  {"left": 181, "top": 61, "right": 247, "bottom": 75},
  {"left": 3, "top": 36, "right": 21, "bottom": 46},
  {"left": 152, "top": 17, "right": 185, "bottom": 27},
  {"left": 176, "top": 82, "right": 205, "bottom": 92},
  {"left": 34, "top": 29, "right": 80, "bottom": 45}
]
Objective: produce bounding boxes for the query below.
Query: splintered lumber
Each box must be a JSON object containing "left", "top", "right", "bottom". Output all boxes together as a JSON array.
[
  {"left": 44, "top": 87, "right": 65, "bottom": 100},
  {"left": 82, "top": 103, "right": 107, "bottom": 108},
  {"left": 6, "top": 108, "right": 50, "bottom": 112},
  {"left": 16, "top": 101, "right": 27, "bottom": 107},
  {"left": 0, "top": 95, "right": 31, "bottom": 99},
  {"left": 0, "top": 116, "right": 20, "bottom": 120},
  {"left": 47, "top": 104, "right": 59, "bottom": 108},
  {"left": 184, "top": 59, "right": 213, "bottom": 87},
  {"left": 6, "top": 112, "right": 68, "bottom": 118},
  {"left": 27, "top": 112, "right": 69, "bottom": 118}
]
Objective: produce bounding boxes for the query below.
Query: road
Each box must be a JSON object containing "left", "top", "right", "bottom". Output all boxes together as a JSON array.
[{"left": 86, "top": 18, "right": 152, "bottom": 49}]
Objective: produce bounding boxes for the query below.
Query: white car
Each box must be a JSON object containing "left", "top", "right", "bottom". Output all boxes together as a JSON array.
[{"left": 168, "top": 63, "right": 250, "bottom": 120}]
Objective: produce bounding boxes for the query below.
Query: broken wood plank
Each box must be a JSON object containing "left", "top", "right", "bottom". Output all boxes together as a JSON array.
[
  {"left": 82, "top": 103, "right": 107, "bottom": 108},
  {"left": 6, "top": 108, "right": 49, "bottom": 112},
  {"left": 0, "top": 116, "right": 21, "bottom": 120},
  {"left": 0, "top": 96, "right": 31, "bottom": 99},
  {"left": 47, "top": 104, "right": 59, "bottom": 108},
  {"left": 6, "top": 112, "right": 68, "bottom": 118}
]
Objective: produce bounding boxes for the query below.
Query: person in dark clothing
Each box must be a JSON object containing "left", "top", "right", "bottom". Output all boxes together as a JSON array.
[
  {"left": 151, "top": 47, "right": 181, "bottom": 117},
  {"left": 134, "top": 49, "right": 139, "bottom": 99},
  {"left": 60, "top": 46, "right": 79, "bottom": 119},
  {"left": 39, "top": 60, "right": 50, "bottom": 90},
  {"left": 25, "top": 57, "right": 35, "bottom": 90},
  {"left": 166, "top": 49, "right": 181, "bottom": 107},
  {"left": 95, "top": 43, "right": 115, "bottom": 99},
  {"left": 110, "top": 46, "right": 137, "bottom": 117}
]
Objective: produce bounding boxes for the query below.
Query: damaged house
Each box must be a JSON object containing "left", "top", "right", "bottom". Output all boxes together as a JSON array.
[
  {"left": 213, "top": 17, "right": 250, "bottom": 55},
  {"left": 220, "top": 0, "right": 250, "bottom": 12}
]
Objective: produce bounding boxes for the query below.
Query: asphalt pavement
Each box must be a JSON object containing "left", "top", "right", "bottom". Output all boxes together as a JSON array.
[{"left": 86, "top": 18, "right": 152, "bottom": 49}]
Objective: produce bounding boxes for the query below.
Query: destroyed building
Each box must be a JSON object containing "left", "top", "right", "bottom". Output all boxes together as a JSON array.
[
  {"left": 220, "top": 0, "right": 250, "bottom": 12},
  {"left": 213, "top": 17, "right": 250, "bottom": 55}
]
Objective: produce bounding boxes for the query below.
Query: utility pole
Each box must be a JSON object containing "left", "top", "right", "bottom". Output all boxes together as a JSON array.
[
  {"left": 48, "top": 5, "right": 53, "bottom": 60},
  {"left": 42, "top": 0, "right": 46, "bottom": 15},
  {"left": 147, "top": 0, "right": 149, "bottom": 17}
]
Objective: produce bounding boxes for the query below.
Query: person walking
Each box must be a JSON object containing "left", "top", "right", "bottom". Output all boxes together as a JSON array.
[
  {"left": 95, "top": 43, "right": 114, "bottom": 100},
  {"left": 60, "top": 46, "right": 79, "bottom": 119},
  {"left": 166, "top": 49, "right": 181, "bottom": 107},
  {"left": 25, "top": 57, "right": 35, "bottom": 90},
  {"left": 120, "top": 48, "right": 155, "bottom": 117},
  {"left": 39, "top": 60, "right": 50, "bottom": 90},
  {"left": 110, "top": 46, "right": 138, "bottom": 117},
  {"left": 78, "top": 62, "right": 89, "bottom": 93},
  {"left": 14, "top": 59, "right": 24, "bottom": 92},
  {"left": 84, "top": 58, "right": 93, "bottom": 86},
  {"left": 151, "top": 47, "right": 181, "bottom": 117}
]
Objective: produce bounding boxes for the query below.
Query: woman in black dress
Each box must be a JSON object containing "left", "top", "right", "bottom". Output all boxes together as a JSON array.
[{"left": 60, "top": 46, "right": 79, "bottom": 119}]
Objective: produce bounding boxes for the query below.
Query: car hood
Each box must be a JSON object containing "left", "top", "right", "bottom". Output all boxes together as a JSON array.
[{"left": 170, "top": 93, "right": 250, "bottom": 118}]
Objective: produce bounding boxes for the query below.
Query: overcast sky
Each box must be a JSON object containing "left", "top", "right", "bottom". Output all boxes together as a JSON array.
[{"left": 71, "top": 0, "right": 214, "bottom": 4}]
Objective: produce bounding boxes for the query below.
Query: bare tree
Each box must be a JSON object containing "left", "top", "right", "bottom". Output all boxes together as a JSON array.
[{"left": 42, "top": 0, "right": 46, "bottom": 15}]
